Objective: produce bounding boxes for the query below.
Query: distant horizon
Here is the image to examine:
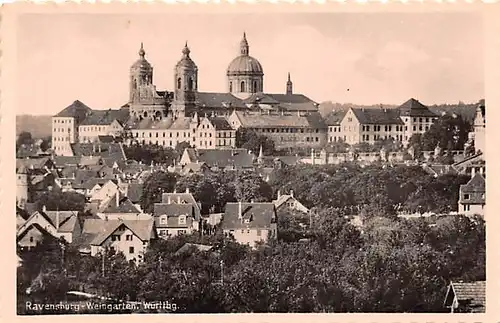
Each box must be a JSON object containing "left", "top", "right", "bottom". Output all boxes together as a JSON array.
[{"left": 18, "top": 12, "right": 484, "bottom": 116}]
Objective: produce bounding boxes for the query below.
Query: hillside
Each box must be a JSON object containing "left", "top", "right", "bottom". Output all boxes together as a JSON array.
[{"left": 16, "top": 115, "right": 52, "bottom": 139}]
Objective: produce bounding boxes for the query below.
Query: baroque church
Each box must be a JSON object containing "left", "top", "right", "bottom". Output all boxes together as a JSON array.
[{"left": 126, "top": 32, "right": 319, "bottom": 123}]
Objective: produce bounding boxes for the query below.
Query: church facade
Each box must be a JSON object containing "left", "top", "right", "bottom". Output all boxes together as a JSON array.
[{"left": 51, "top": 33, "right": 323, "bottom": 154}]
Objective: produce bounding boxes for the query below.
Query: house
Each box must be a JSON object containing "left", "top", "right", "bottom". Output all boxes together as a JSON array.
[
  {"left": 69, "top": 142, "right": 128, "bottom": 168},
  {"left": 195, "top": 115, "right": 236, "bottom": 149},
  {"left": 179, "top": 162, "right": 210, "bottom": 176},
  {"left": 153, "top": 203, "right": 199, "bottom": 238},
  {"left": 340, "top": 107, "right": 405, "bottom": 145},
  {"left": 325, "top": 108, "right": 347, "bottom": 144},
  {"left": 222, "top": 201, "right": 277, "bottom": 248},
  {"left": 180, "top": 148, "right": 255, "bottom": 171},
  {"left": 443, "top": 281, "right": 485, "bottom": 313},
  {"left": 89, "top": 179, "right": 120, "bottom": 202},
  {"left": 458, "top": 172, "right": 485, "bottom": 217},
  {"left": 97, "top": 191, "right": 148, "bottom": 221},
  {"left": 272, "top": 190, "right": 309, "bottom": 214},
  {"left": 452, "top": 152, "right": 485, "bottom": 176},
  {"left": 76, "top": 218, "right": 156, "bottom": 262},
  {"left": 397, "top": 98, "right": 438, "bottom": 144},
  {"left": 16, "top": 157, "right": 56, "bottom": 172},
  {"left": 422, "top": 163, "right": 458, "bottom": 178},
  {"left": 52, "top": 100, "right": 93, "bottom": 156},
  {"left": 17, "top": 207, "right": 81, "bottom": 248},
  {"left": 77, "top": 108, "right": 129, "bottom": 143}
]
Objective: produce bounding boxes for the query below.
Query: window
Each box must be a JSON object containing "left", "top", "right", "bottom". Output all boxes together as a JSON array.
[
  {"left": 111, "top": 235, "right": 120, "bottom": 242},
  {"left": 348, "top": 117, "right": 352, "bottom": 122},
  {"left": 30, "top": 236, "right": 34, "bottom": 243},
  {"left": 253, "top": 81, "right": 257, "bottom": 92},
  {"left": 179, "top": 215, "right": 186, "bottom": 225},
  {"left": 126, "top": 235, "right": 133, "bottom": 241},
  {"left": 160, "top": 216, "right": 167, "bottom": 224},
  {"left": 241, "top": 229, "right": 244, "bottom": 234},
  {"left": 177, "top": 77, "right": 181, "bottom": 90},
  {"left": 247, "top": 229, "right": 250, "bottom": 234},
  {"left": 464, "top": 194, "right": 470, "bottom": 200},
  {"left": 465, "top": 205, "right": 470, "bottom": 211},
  {"left": 129, "top": 247, "right": 135, "bottom": 254},
  {"left": 229, "top": 82, "right": 233, "bottom": 92},
  {"left": 240, "top": 81, "right": 245, "bottom": 92},
  {"left": 178, "top": 230, "right": 186, "bottom": 235},
  {"left": 188, "top": 77, "right": 194, "bottom": 90}
]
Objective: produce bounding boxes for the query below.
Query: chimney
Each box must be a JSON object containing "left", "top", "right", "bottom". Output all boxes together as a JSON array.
[
  {"left": 471, "top": 167, "right": 476, "bottom": 178},
  {"left": 290, "top": 190, "right": 294, "bottom": 198},
  {"left": 238, "top": 201, "right": 242, "bottom": 219},
  {"left": 42, "top": 205, "right": 47, "bottom": 213},
  {"left": 98, "top": 144, "right": 102, "bottom": 153},
  {"left": 277, "top": 190, "right": 281, "bottom": 199},
  {"left": 116, "top": 190, "right": 120, "bottom": 207},
  {"left": 185, "top": 187, "right": 190, "bottom": 194},
  {"left": 167, "top": 195, "right": 171, "bottom": 204},
  {"left": 177, "top": 196, "right": 181, "bottom": 203}
]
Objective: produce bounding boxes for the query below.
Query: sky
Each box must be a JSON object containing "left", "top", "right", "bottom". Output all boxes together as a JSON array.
[{"left": 17, "top": 12, "right": 484, "bottom": 116}]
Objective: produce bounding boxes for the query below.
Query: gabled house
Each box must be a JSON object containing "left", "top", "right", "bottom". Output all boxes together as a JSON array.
[
  {"left": 17, "top": 207, "right": 81, "bottom": 248},
  {"left": 153, "top": 203, "right": 199, "bottom": 238},
  {"left": 89, "top": 179, "right": 119, "bottom": 202},
  {"left": 272, "top": 190, "right": 309, "bottom": 214},
  {"left": 458, "top": 172, "right": 485, "bottom": 217},
  {"left": 180, "top": 162, "right": 210, "bottom": 176},
  {"left": 75, "top": 218, "right": 156, "bottom": 262},
  {"left": 444, "top": 281, "right": 485, "bottom": 313},
  {"left": 97, "top": 191, "right": 148, "bottom": 221},
  {"left": 222, "top": 201, "right": 277, "bottom": 248}
]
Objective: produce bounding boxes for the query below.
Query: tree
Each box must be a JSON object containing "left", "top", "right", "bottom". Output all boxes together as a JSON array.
[
  {"left": 123, "top": 144, "right": 177, "bottom": 166},
  {"left": 418, "top": 114, "right": 471, "bottom": 151},
  {"left": 37, "top": 191, "right": 86, "bottom": 211},
  {"left": 40, "top": 137, "right": 51, "bottom": 152},
  {"left": 236, "top": 129, "right": 275, "bottom": 155},
  {"left": 175, "top": 141, "right": 192, "bottom": 160},
  {"left": 17, "top": 131, "right": 34, "bottom": 150},
  {"left": 140, "top": 171, "right": 178, "bottom": 213},
  {"left": 232, "top": 172, "right": 273, "bottom": 202}
]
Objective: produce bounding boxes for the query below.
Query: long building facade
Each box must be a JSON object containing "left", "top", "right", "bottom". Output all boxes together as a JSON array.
[{"left": 51, "top": 33, "right": 458, "bottom": 155}]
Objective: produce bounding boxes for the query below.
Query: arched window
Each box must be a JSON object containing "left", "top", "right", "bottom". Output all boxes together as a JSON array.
[
  {"left": 240, "top": 81, "right": 245, "bottom": 92},
  {"left": 188, "top": 77, "right": 193, "bottom": 91},
  {"left": 253, "top": 81, "right": 257, "bottom": 93},
  {"left": 229, "top": 82, "right": 233, "bottom": 92},
  {"left": 143, "top": 111, "right": 148, "bottom": 118},
  {"left": 177, "top": 77, "right": 182, "bottom": 90},
  {"left": 133, "top": 79, "right": 137, "bottom": 89}
]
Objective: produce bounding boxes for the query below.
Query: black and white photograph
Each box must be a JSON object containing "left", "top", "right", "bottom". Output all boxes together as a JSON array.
[{"left": 12, "top": 8, "right": 487, "bottom": 315}]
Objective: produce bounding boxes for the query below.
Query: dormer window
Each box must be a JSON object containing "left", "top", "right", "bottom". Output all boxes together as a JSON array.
[
  {"left": 464, "top": 194, "right": 470, "bottom": 200},
  {"left": 160, "top": 215, "right": 167, "bottom": 225}
]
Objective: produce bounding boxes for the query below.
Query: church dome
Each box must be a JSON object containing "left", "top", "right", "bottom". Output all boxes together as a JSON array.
[
  {"left": 227, "top": 55, "right": 263, "bottom": 75},
  {"left": 176, "top": 42, "right": 197, "bottom": 69},
  {"left": 227, "top": 33, "right": 263, "bottom": 76},
  {"left": 131, "top": 43, "right": 152, "bottom": 71}
]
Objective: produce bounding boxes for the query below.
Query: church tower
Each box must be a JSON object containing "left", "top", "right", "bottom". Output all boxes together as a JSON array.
[
  {"left": 129, "top": 43, "right": 168, "bottom": 121},
  {"left": 172, "top": 42, "right": 198, "bottom": 118},
  {"left": 130, "top": 43, "right": 153, "bottom": 102},
  {"left": 286, "top": 72, "right": 293, "bottom": 95},
  {"left": 16, "top": 165, "right": 29, "bottom": 208}
]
